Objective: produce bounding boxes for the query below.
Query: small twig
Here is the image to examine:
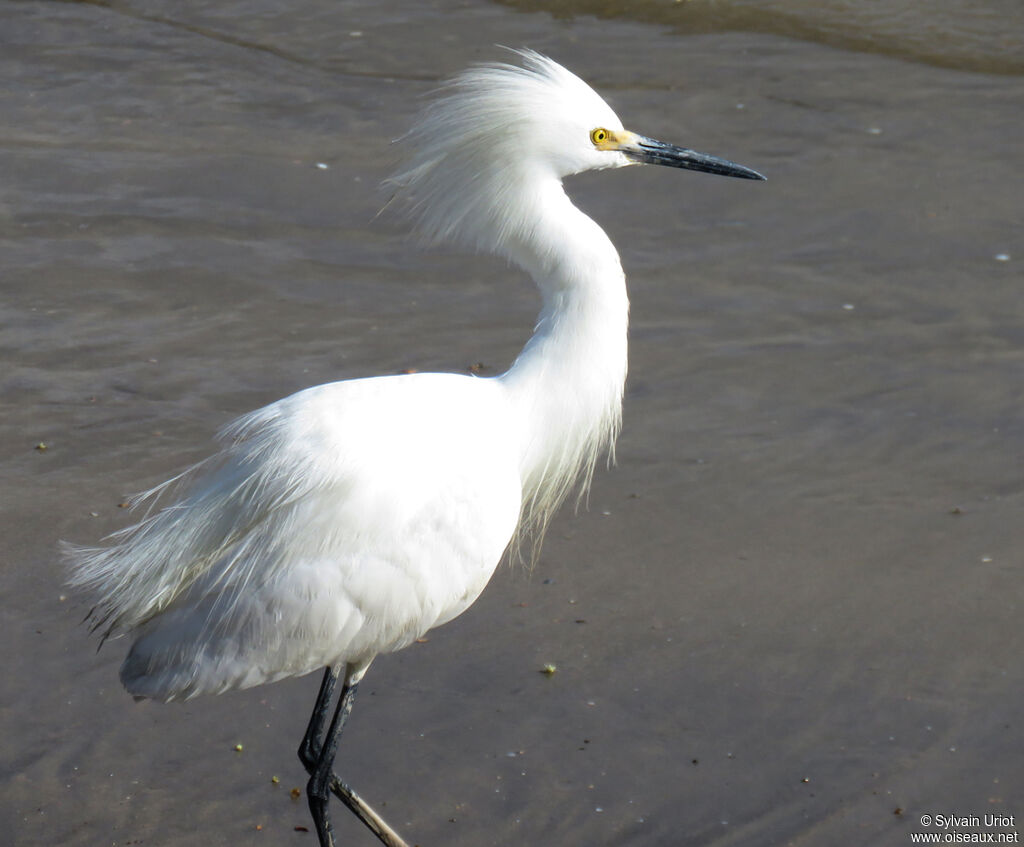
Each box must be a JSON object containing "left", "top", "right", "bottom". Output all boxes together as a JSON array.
[{"left": 329, "top": 776, "right": 410, "bottom": 847}]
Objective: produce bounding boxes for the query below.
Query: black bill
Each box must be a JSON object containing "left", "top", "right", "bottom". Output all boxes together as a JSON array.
[{"left": 624, "top": 134, "right": 765, "bottom": 181}]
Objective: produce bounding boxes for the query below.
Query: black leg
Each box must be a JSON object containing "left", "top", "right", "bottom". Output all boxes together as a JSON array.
[
  {"left": 307, "top": 671, "right": 360, "bottom": 847},
  {"left": 299, "top": 665, "right": 340, "bottom": 771},
  {"left": 300, "top": 662, "right": 410, "bottom": 847}
]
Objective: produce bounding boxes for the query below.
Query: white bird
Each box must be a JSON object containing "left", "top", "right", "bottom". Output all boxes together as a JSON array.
[{"left": 66, "top": 50, "right": 763, "bottom": 847}]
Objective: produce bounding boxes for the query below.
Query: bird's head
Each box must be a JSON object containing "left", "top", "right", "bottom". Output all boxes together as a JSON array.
[
  {"left": 486, "top": 52, "right": 765, "bottom": 182},
  {"left": 387, "top": 50, "right": 763, "bottom": 251}
]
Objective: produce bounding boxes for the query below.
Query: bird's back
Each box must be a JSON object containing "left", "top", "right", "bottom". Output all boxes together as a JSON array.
[{"left": 69, "top": 372, "right": 522, "bottom": 700}]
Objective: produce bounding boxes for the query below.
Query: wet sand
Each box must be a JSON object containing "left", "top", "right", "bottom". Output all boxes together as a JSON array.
[{"left": 3, "top": 1, "right": 1022, "bottom": 845}]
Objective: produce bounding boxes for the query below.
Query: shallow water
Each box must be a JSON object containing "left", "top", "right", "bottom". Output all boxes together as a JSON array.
[
  {"left": 505, "top": 0, "right": 1024, "bottom": 74},
  {"left": 3, "top": 1, "right": 1022, "bottom": 846}
]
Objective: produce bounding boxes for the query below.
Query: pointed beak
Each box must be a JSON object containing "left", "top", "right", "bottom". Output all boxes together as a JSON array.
[{"left": 619, "top": 132, "right": 765, "bottom": 181}]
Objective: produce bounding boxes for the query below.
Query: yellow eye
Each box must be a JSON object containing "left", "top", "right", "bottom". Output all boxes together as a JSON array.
[{"left": 590, "top": 127, "right": 610, "bottom": 146}]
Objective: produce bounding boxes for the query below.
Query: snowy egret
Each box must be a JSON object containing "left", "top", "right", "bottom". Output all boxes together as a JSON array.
[{"left": 67, "top": 50, "right": 763, "bottom": 847}]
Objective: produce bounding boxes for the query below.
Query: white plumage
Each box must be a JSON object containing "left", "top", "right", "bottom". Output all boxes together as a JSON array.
[
  {"left": 105, "top": 375, "right": 522, "bottom": 699},
  {"left": 66, "top": 50, "right": 763, "bottom": 847}
]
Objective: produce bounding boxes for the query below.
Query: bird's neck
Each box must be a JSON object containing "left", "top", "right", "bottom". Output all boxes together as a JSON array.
[{"left": 498, "top": 180, "right": 629, "bottom": 552}]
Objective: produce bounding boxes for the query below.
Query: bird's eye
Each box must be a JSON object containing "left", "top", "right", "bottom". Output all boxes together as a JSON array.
[{"left": 590, "top": 127, "right": 610, "bottom": 146}]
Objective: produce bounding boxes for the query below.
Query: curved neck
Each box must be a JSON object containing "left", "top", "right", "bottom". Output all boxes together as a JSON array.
[{"left": 498, "top": 180, "right": 629, "bottom": 544}]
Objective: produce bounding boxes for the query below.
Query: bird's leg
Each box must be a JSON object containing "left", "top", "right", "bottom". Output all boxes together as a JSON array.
[
  {"left": 307, "top": 666, "right": 358, "bottom": 847},
  {"left": 305, "top": 662, "right": 410, "bottom": 847},
  {"left": 299, "top": 665, "right": 340, "bottom": 771}
]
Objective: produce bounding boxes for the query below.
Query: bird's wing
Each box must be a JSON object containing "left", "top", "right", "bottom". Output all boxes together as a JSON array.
[{"left": 65, "top": 373, "right": 523, "bottom": 646}]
